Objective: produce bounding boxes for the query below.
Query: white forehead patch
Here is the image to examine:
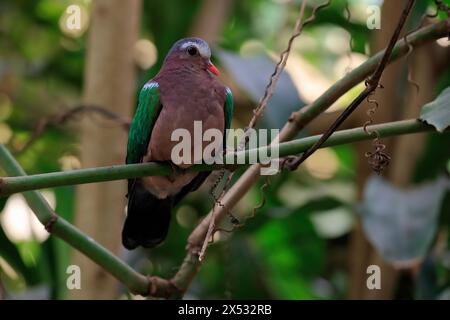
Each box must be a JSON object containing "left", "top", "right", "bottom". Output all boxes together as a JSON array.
[{"left": 180, "top": 41, "right": 211, "bottom": 58}]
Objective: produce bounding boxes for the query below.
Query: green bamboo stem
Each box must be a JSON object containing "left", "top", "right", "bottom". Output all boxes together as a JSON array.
[
  {"left": 51, "top": 219, "right": 149, "bottom": 295},
  {"left": 0, "top": 120, "right": 436, "bottom": 197},
  {"left": 0, "top": 161, "right": 172, "bottom": 197},
  {"left": 0, "top": 145, "right": 149, "bottom": 295}
]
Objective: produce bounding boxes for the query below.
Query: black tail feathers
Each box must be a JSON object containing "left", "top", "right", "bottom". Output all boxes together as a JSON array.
[{"left": 122, "top": 180, "right": 173, "bottom": 250}]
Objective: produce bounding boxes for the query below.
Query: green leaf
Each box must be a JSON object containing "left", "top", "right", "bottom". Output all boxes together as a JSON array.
[{"left": 420, "top": 86, "right": 450, "bottom": 133}]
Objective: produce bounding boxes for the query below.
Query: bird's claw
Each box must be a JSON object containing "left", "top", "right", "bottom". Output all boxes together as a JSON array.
[
  {"left": 168, "top": 162, "right": 183, "bottom": 182},
  {"left": 282, "top": 155, "right": 303, "bottom": 171}
]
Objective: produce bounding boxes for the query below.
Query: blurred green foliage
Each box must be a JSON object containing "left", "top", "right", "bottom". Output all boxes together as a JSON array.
[{"left": 0, "top": 0, "right": 449, "bottom": 300}]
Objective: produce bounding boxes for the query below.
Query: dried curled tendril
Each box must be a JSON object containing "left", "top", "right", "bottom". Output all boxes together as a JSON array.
[
  {"left": 365, "top": 140, "right": 391, "bottom": 175},
  {"left": 363, "top": 83, "right": 390, "bottom": 174}
]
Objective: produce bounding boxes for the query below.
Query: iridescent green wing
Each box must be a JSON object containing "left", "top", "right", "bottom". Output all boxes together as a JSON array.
[{"left": 126, "top": 82, "right": 161, "bottom": 164}]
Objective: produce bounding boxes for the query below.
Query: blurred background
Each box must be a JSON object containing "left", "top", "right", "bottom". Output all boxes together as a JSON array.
[{"left": 0, "top": 0, "right": 449, "bottom": 299}]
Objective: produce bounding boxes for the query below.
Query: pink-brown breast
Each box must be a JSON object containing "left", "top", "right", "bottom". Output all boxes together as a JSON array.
[{"left": 142, "top": 67, "right": 226, "bottom": 198}]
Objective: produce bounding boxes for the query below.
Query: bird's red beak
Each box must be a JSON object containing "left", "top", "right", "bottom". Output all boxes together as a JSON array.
[{"left": 207, "top": 61, "right": 219, "bottom": 76}]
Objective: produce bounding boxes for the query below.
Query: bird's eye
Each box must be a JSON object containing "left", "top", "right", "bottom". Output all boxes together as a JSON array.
[{"left": 187, "top": 46, "right": 198, "bottom": 56}]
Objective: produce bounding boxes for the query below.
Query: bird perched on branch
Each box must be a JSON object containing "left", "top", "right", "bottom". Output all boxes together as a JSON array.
[{"left": 122, "top": 38, "right": 233, "bottom": 250}]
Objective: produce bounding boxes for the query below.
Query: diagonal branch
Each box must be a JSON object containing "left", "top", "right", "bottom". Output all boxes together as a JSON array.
[
  {"left": 0, "top": 144, "right": 150, "bottom": 296},
  {"left": 286, "top": 0, "right": 416, "bottom": 168},
  {"left": 198, "top": 0, "right": 313, "bottom": 263}
]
